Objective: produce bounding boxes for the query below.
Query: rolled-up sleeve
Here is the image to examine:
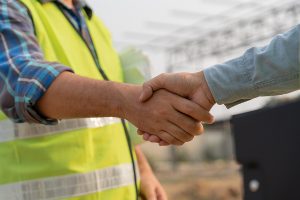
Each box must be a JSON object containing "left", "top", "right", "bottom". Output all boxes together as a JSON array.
[
  {"left": 204, "top": 24, "right": 300, "bottom": 108},
  {"left": 0, "top": 1, "right": 73, "bottom": 124}
]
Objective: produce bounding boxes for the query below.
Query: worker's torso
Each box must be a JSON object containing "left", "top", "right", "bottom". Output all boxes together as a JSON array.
[{"left": 0, "top": 1, "right": 138, "bottom": 199}]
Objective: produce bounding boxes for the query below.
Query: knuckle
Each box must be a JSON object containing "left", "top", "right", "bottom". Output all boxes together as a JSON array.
[
  {"left": 152, "top": 109, "right": 159, "bottom": 116},
  {"left": 183, "top": 103, "right": 193, "bottom": 113},
  {"left": 157, "top": 73, "right": 166, "bottom": 82},
  {"left": 153, "top": 109, "right": 162, "bottom": 117},
  {"left": 181, "top": 73, "right": 189, "bottom": 81},
  {"left": 172, "top": 137, "right": 183, "bottom": 145},
  {"left": 142, "top": 81, "right": 148, "bottom": 88},
  {"left": 152, "top": 108, "right": 166, "bottom": 118},
  {"left": 158, "top": 73, "right": 170, "bottom": 86},
  {"left": 158, "top": 108, "right": 169, "bottom": 117},
  {"left": 160, "top": 72, "right": 169, "bottom": 78},
  {"left": 171, "top": 138, "right": 179, "bottom": 145},
  {"left": 187, "top": 135, "right": 194, "bottom": 142},
  {"left": 176, "top": 129, "right": 189, "bottom": 139},
  {"left": 202, "top": 112, "right": 211, "bottom": 121},
  {"left": 156, "top": 89, "right": 168, "bottom": 97},
  {"left": 180, "top": 132, "right": 190, "bottom": 142},
  {"left": 190, "top": 122, "right": 202, "bottom": 135},
  {"left": 176, "top": 115, "right": 183, "bottom": 123},
  {"left": 160, "top": 132, "right": 171, "bottom": 143},
  {"left": 199, "top": 124, "right": 205, "bottom": 134},
  {"left": 208, "top": 115, "right": 215, "bottom": 124}
]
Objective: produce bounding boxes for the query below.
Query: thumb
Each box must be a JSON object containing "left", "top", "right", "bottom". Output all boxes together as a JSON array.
[
  {"left": 139, "top": 83, "right": 154, "bottom": 102},
  {"left": 139, "top": 74, "right": 167, "bottom": 102}
]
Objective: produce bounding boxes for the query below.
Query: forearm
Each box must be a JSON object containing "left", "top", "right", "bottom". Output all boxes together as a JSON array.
[
  {"left": 37, "top": 71, "right": 210, "bottom": 145},
  {"left": 135, "top": 146, "right": 153, "bottom": 174},
  {"left": 37, "top": 72, "right": 127, "bottom": 120},
  {"left": 204, "top": 24, "right": 300, "bottom": 108},
  {"left": 136, "top": 145, "right": 168, "bottom": 200}
]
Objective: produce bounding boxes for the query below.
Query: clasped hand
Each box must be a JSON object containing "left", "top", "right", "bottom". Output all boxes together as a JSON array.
[{"left": 132, "top": 71, "right": 216, "bottom": 146}]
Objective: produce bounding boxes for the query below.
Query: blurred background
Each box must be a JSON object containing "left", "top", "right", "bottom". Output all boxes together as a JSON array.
[{"left": 87, "top": 0, "right": 300, "bottom": 199}]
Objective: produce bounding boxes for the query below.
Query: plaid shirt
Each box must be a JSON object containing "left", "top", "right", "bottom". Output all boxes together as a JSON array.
[{"left": 0, "top": 0, "right": 96, "bottom": 124}]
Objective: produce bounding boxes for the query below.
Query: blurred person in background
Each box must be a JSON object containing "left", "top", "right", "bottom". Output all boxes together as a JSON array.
[
  {"left": 140, "top": 24, "right": 300, "bottom": 145},
  {"left": 0, "top": 0, "right": 215, "bottom": 199}
]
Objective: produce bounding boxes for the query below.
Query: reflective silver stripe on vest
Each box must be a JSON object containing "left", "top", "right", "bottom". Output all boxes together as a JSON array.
[
  {"left": 0, "top": 117, "right": 121, "bottom": 142},
  {"left": 0, "top": 163, "right": 138, "bottom": 200}
]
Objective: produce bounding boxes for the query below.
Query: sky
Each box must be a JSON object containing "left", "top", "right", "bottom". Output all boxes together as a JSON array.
[{"left": 86, "top": 0, "right": 299, "bottom": 120}]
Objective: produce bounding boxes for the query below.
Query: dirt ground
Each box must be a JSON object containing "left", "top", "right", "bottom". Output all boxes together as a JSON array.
[{"left": 155, "top": 161, "right": 243, "bottom": 200}]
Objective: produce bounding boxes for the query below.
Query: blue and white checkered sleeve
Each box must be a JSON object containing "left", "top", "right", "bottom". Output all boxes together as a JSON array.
[{"left": 0, "top": 1, "right": 73, "bottom": 124}]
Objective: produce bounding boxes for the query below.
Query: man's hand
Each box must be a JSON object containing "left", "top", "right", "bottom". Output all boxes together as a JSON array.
[
  {"left": 36, "top": 72, "right": 210, "bottom": 145},
  {"left": 118, "top": 84, "right": 213, "bottom": 145},
  {"left": 138, "top": 71, "right": 216, "bottom": 145},
  {"left": 140, "top": 169, "right": 168, "bottom": 200},
  {"left": 140, "top": 71, "right": 215, "bottom": 109},
  {"left": 135, "top": 146, "right": 168, "bottom": 200}
]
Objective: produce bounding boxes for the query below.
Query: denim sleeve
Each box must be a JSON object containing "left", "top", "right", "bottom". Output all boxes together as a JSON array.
[
  {"left": 0, "top": 1, "right": 73, "bottom": 124},
  {"left": 204, "top": 24, "right": 300, "bottom": 108}
]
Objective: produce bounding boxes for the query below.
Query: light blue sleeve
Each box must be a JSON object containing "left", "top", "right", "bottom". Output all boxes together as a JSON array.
[{"left": 204, "top": 24, "right": 300, "bottom": 108}]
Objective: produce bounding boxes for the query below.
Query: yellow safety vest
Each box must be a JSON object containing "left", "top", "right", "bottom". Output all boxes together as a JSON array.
[{"left": 0, "top": 1, "right": 139, "bottom": 199}]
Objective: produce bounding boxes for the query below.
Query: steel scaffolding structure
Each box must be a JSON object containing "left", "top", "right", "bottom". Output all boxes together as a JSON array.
[{"left": 166, "top": 1, "right": 300, "bottom": 71}]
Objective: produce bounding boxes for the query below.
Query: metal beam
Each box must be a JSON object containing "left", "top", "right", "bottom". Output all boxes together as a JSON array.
[
  {"left": 113, "top": 40, "right": 170, "bottom": 51},
  {"left": 166, "top": 1, "right": 300, "bottom": 71},
  {"left": 144, "top": 21, "right": 185, "bottom": 31},
  {"left": 170, "top": 9, "right": 214, "bottom": 19},
  {"left": 139, "top": 1, "right": 262, "bottom": 47},
  {"left": 123, "top": 31, "right": 193, "bottom": 43}
]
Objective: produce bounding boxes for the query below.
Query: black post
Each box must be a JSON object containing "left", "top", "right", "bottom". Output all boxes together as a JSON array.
[{"left": 231, "top": 100, "right": 300, "bottom": 200}]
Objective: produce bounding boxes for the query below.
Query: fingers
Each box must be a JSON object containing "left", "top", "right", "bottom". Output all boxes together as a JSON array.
[
  {"left": 138, "top": 129, "right": 172, "bottom": 146},
  {"left": 163, "top": 91, "right": 208, "bottom": 138},
  {"left": 148, "top": 135, "right": 162, "bottom": 143},
  {"left": 164, "top": 122, "right": 194, "bottom": 143},
  {"left": 140, "top": 175, "right": 168, "bottom": 200},
  {"left": 137, "top": 129, "right": 144, "bottom": 135},
  {"left": 172, "top": 97, "right": 214, "bottom": 124},
  {"left": 156, "top": 187, "right": 168, "bottom": 200},
  {"left": 142, "top": 185, "right": 168, "bottom": 200},
  {"left": 142, "top": 185, "right": 156, "bottom": 200},
  {"left": 140, "top": 73, "right": 168, "bottom": 102},
  {"left": 139, "top": 84, "right": 154, "bottom": 102},
  {"left": 144, "top": 134, "right": 170, "bottom": 146},
  {"left": 143, "top": 123, "right": 194, "bottom": 146},
  {"left": 136, "top": 88, "right": 215, "bottom": 146},
  {"left": 159, "top": 141, "right": 169, "bottom": 146},
  {"left": 156, "top": 130, "right": 184, "bottom": 146},
  {"left": 138, "top": 130, "right": 154, "bottom": 141},
  {"left": 138, "top": 129, "right": 170, "bottom": 145},
  {"left": 167, "top": 96, "right": 207, "bottom": 136},
  {"left": 143, "top": 133, "right": 151, "bottom": 141},
  {"left": 168, "top": 110, "right": 204, "bottom": 136}
]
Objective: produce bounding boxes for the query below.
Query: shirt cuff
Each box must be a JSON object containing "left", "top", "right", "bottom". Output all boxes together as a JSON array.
[
  {"left": 203, "top": 53, "right": 256, "bottom": 108},
  {"left": 15, "top": 62, "right": 73, "bottom": 124}
]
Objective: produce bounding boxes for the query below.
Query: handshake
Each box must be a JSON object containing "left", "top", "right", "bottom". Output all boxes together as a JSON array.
[{"left": 121, "top": 71, "right": 216, "bottom": 146}]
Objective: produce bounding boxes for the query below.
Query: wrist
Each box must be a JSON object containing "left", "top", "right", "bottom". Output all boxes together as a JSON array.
[
  {"left": 111, "top": 83, "right": 141, "bottom": 120},
  {"left": 201, "top": 72, "right": 216, "bottom": 105},
  {"left": 194, "top": 71, "right": 216, "bottom": 110},
  {"left": 104, "top": 81, "right": 128, "bottom": 118}
]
